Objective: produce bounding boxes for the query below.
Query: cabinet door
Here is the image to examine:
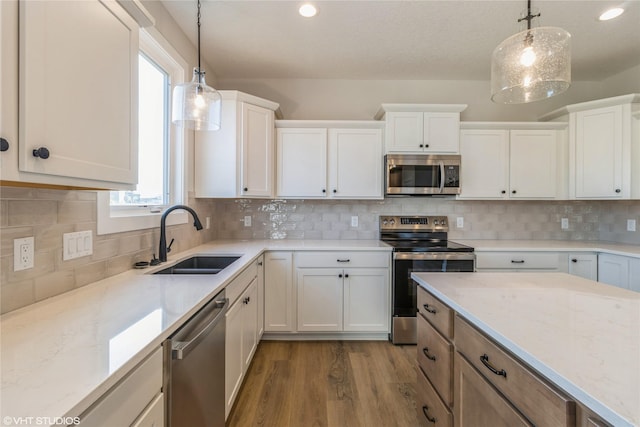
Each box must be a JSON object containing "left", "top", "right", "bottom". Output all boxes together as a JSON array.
[
  {"left": 454, "top": 353, "right": 530, "bottom": 427},
  {"left": 458, "top": 129, "right": 509, "bottom": 199},
  {"left": 343, "top": 268, "right": 389, "bottom": 332},
  {"left": 225, "top": 298, "right": 244, "bottom": 417},
  {"left": 297, "top": 268, "right": 343, "bottom": 331},
  {"left": 568, "top": 253, "right": 598, "bottom": 281},
  {"left": 509, "top": 130, "right": 558, "bottom": 198},
  {"left": 241, "top": 103, "right": 274, "bottom": 197},
  {"left": 242, "top": 279, "right": 259, "bottom": 372},
  {"left": 598, "top": 253, "right": 629, "bottom": 289},
  {"left": 328, "top": 128, "right": 383, "bottom": 199},
  {"left": 19, "top": 0, "right": 138, "bottom": 185},
  {"left": 629, "top": 258, "right": 640, "bottom": 292},
  {"left": 575, "top": 106, "right": 624, "bottom": 198},
  {"left": 276, "top": 128, "right": 327, "bottom": 198},
  {"left": 0, "top": 1, "right": 18, "bottom": 181},
  {"left": 385, "top": 112, "right": 424, "bottom": 152},
  {"left": 423, "top": 112, "right": 460, "bottom": 153},
  {"left": 264, "top": 252, "right": 294, "bottom": 332},
  {"left": 257, "top": 255, "right": 265, "bottom": 338}
]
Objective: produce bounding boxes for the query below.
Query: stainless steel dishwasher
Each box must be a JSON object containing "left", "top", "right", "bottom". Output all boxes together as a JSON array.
[{"left": 164, "top": 289, "right": 228, "bottom": 427}]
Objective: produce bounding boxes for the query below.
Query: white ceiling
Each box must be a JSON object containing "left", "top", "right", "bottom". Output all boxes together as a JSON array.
[{"left": 160, "top": 0, "right": 640, "bottom": 82}]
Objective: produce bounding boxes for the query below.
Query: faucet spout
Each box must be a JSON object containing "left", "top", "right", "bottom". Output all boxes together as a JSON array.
[{"left": 159, "top": 204, "right": 203, "bottom": 262}]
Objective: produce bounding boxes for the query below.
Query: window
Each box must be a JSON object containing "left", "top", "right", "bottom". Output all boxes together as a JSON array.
[{"left": 97, "top": 28, "right": 188, "bottom": 235}]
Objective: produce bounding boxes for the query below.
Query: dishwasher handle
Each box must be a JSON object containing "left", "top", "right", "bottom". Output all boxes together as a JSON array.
[{"left": 172, "top": 298, "right": 228, "bottom": 360}]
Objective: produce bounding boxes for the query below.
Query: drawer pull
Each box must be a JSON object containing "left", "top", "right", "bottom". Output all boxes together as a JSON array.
[
  {"left": 423, "top": 304, "right": 437, "bottom": 314},
  {"left": 510, "top": 260, "right": 525, "bottom": 264},
  {"left": 422, "top": 347, "right": 437, "bottom": 361},
  {"left": 337, "top": 259, "right": 350, "bottom": 263},
  {"left": 480, "top": 354, "right": 507, "bottom": 378},
  {"left": 421, "top": 406, "right": 437, "bottom": 423}
]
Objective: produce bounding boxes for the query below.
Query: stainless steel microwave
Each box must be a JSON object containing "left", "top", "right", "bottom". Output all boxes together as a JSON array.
[{"left": 385, "top": 154, "right": 461, "bottom": 196}]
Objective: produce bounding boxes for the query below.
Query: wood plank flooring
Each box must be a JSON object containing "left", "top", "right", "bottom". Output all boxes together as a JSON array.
[{"left": 226, "top": 341, "right": 417, "bottom": 427}]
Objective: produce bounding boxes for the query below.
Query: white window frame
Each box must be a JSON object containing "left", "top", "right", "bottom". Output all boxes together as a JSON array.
[{"left": 98, "top": 27, "right": 189, "bottom": 235}]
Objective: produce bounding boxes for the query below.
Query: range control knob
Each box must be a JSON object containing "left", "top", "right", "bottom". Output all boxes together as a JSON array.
[
  {"left": 433, "top": 219, "right": 439, "bottom": 225},
  {"left": 389, "top": 219, "right": 395, "bottom": 225},
  {"left": 441, "top": 220, "right": 447, "bottom": 226},
  {"left": 382, "top": 220, "right": 388, "bottom": 226}
]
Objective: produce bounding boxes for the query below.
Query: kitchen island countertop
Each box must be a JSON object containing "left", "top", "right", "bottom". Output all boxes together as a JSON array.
[
  {"left": 0, "top": 239, "right": 390, "bottom": 426},
  {"left": 412, "top": 271, "right": 640, "bottom": 427}
]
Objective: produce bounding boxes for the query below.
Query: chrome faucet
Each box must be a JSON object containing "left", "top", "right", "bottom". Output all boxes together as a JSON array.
[{"left": 159, "top": 205, "right": 203, "bottom": 263}]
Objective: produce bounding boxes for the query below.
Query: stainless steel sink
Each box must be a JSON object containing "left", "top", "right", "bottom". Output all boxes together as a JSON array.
[{"left": 153, "top": 255, "right": 241, "bottom": 275}]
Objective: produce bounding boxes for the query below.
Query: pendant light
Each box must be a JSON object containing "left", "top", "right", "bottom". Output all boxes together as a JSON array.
[
  {"left": 491, "top": 0, "right": 571, "bottom": 104},
  {"left": 172, "top": 0, "right": 221, "bottom": 130}
]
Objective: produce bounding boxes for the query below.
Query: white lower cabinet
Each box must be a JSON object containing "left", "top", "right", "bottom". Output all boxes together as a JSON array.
[
  {"left": 294, "top": 251, "right": 390, "bottom": 334},
  {"left": 568, "top": 253, "right": 598, "bottom": 281},
  {"left": 263, "top": 250, "right": 391, "bottom": 337},
  {"left": 297, "top": 268, "right": 343, "bottom": 331},
  {"left": 475, "top": 251, "right": 565, "bottom": 272},
  {"left": 598, "top": 253, "right": 640, "bottom": 291},
  {"left": 264, "top": 251, "right": 295, "bottom": 332},
  {"left": 79, "top": 348, "right": 163, "bottom": 427},
  {"left": 225, "top": 262, "right": 260, "bottom": 419}
]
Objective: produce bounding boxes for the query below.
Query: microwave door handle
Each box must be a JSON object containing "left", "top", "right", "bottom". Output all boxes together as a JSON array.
[{"left": 439, "top": 161, "right": 445, "bottom": 193}]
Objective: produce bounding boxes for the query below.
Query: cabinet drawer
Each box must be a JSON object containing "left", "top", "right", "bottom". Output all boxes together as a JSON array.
[
  {"left": 417, "top": 287, "right": 453, "bottom": 339},
  {"left": 131, "top": 392, "right": 164, "bottom": 427},
  {"left": 454, "top": 316, "right": 575, "bottom": 427},
  {"left": 79, "top": 348, "right": 162, "bottom": 427},
  {"left": 476, "top": 252, "right": 561, "bottom": 270},
  {"left": 417, "top": 368, "right": 453, "bottom": 427},
  {"left": 226, "top": 261, "right": 258, "bottom": 305},
  {"left": 417, "top": 314, "right": 453, "bottom": 407},
  {"left": 294, "top": 251, "right": 390, "bottom": 268}
]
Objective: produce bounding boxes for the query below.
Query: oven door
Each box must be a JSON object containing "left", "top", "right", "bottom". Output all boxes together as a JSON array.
[
  {"left": 393, "top": 252, "right": 475, "bottom": 317},
  {"left": 385, "top": 154, "right": 460, "bottom": 195}
]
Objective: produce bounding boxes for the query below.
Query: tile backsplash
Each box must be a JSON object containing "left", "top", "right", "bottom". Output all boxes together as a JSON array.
[{"left": 1, "top": 185, "right": 639, "bottom": 314}]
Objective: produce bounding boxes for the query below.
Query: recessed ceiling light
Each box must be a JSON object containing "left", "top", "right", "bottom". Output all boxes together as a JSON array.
[
  {"left": 299, "top": 3, "right": 317, "bottom": 18},
  {"left": 599, "top": 7, "right": 624, "bottom": 21}
]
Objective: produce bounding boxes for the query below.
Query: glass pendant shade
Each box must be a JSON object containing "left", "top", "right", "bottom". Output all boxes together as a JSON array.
[
  {"left": 491, "top": 27, "right": 571, "bottom": 104},
  {"left": 172, "top": 68, "right": 222, "bottom": 131}
]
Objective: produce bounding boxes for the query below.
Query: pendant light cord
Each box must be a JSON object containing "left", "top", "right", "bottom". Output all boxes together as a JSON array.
[
  {"left": 197, "top": 0, "right": 202, "bottom": 76},
  {"left": 518, "top": 0, "right": 540, "bottom": 30}
]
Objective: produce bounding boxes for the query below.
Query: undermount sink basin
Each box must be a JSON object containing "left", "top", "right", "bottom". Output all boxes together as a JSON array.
[{"left": 153, "top": 256, "right": 241, "bottom": 275}]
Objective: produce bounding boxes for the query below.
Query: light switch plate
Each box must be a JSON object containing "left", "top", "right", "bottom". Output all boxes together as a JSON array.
[
  {"left": 351, "top": 216, "right": 359, "bottom": 227},
  {"left": 456, "top": 217, "right": 464, "bottom": 228},
  {"left": 561, "top": 218, "right": 569, "bottom": 230},
  {"left": 244, "top": 216, "right": 252, "bottom": 227},
  {"left": 628, "top": 219, "right": 637, "bottom": 232},
  {"left": 14, "top": 237, "right": 34, "bottom": 271},
  {"left": 63, "top": 230, "right": 93, "bottom": 261}
]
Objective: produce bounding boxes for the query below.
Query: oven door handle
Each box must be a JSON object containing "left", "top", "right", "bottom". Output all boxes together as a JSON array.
[
  {"left": 439, "top": 161, "right": 445, "bottom": 194},
  {"left": 393, "top": 252, "right": 475, "bottom": 261}
]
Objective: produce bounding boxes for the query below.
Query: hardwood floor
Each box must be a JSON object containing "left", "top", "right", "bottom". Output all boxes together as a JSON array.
[{"left": 226, "top": 341, "right": 417, "bottom": 427}]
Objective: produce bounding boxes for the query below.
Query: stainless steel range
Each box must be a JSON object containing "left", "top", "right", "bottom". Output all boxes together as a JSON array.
[{"left": 380, "top": 215, "right": 475, "bottom": 345}]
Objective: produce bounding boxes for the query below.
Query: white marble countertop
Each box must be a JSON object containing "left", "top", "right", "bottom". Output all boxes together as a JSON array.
[
  {"left": 412, "top": 272, "right": 640, "bottom": 427},
  {"left": 0, "top": 239, "right": 390, "bottom": 426},
  {"left": 457, "top": 239, "right": 640, "bottom": 258}
]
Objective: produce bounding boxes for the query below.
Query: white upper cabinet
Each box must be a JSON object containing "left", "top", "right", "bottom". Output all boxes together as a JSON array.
[
  {"left": 276, "top": 128, "right": 328, "bottom": 198},
  {"left": 328, "top": 128, "right": 383, "bottom": 199},
  {"left": 275, "top": 121, "right": 383, "bottom": 199},
  {"left": 459, "top": 123, "right": 567, "bottom": 200},
  {"left": 541, "top": 94, "right": 640, "bottom": 200},
  {"left": 375, "top": 104, "right": 467, "bottom": 154},
  {"left": 1, "top": 0, "right": 140, "bottom": 189},
  {"left": 195, "top": 91, "right": 279, "bottom": 198}
]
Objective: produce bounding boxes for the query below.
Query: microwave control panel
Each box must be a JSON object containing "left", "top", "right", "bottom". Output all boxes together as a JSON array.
[{"left": 444, "top": 166, "right": 459, "bottom": 187}]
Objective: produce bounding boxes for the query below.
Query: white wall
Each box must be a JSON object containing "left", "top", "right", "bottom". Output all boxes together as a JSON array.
[
  {"left": 217, "top": 78, "right": 609, "bottom": 121},
  {"left": 600, "top": 64, "right": 640, "bottom": 96}
]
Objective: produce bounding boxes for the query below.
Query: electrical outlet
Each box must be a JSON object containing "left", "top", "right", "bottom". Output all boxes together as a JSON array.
[
  {"left": 456, "top": 217, "right": 464, "bottom": 228},
  {"left": 205, "top": 217, "right": 211, "bottom": 230},
  {"left": 561, "top": 218, "right": 569, "bottom": 230},
  {"left": 244, "top": 215, "right": 252, "bottom": 227},
  {"left": 14, "top": 237, "right": 34, "bottom": 271},
  {"left": 351, "top": 216, "right": 359, "bottom": 227},
  {"left": 628, "top": 219, "right": 637, "bottom": 232}
]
